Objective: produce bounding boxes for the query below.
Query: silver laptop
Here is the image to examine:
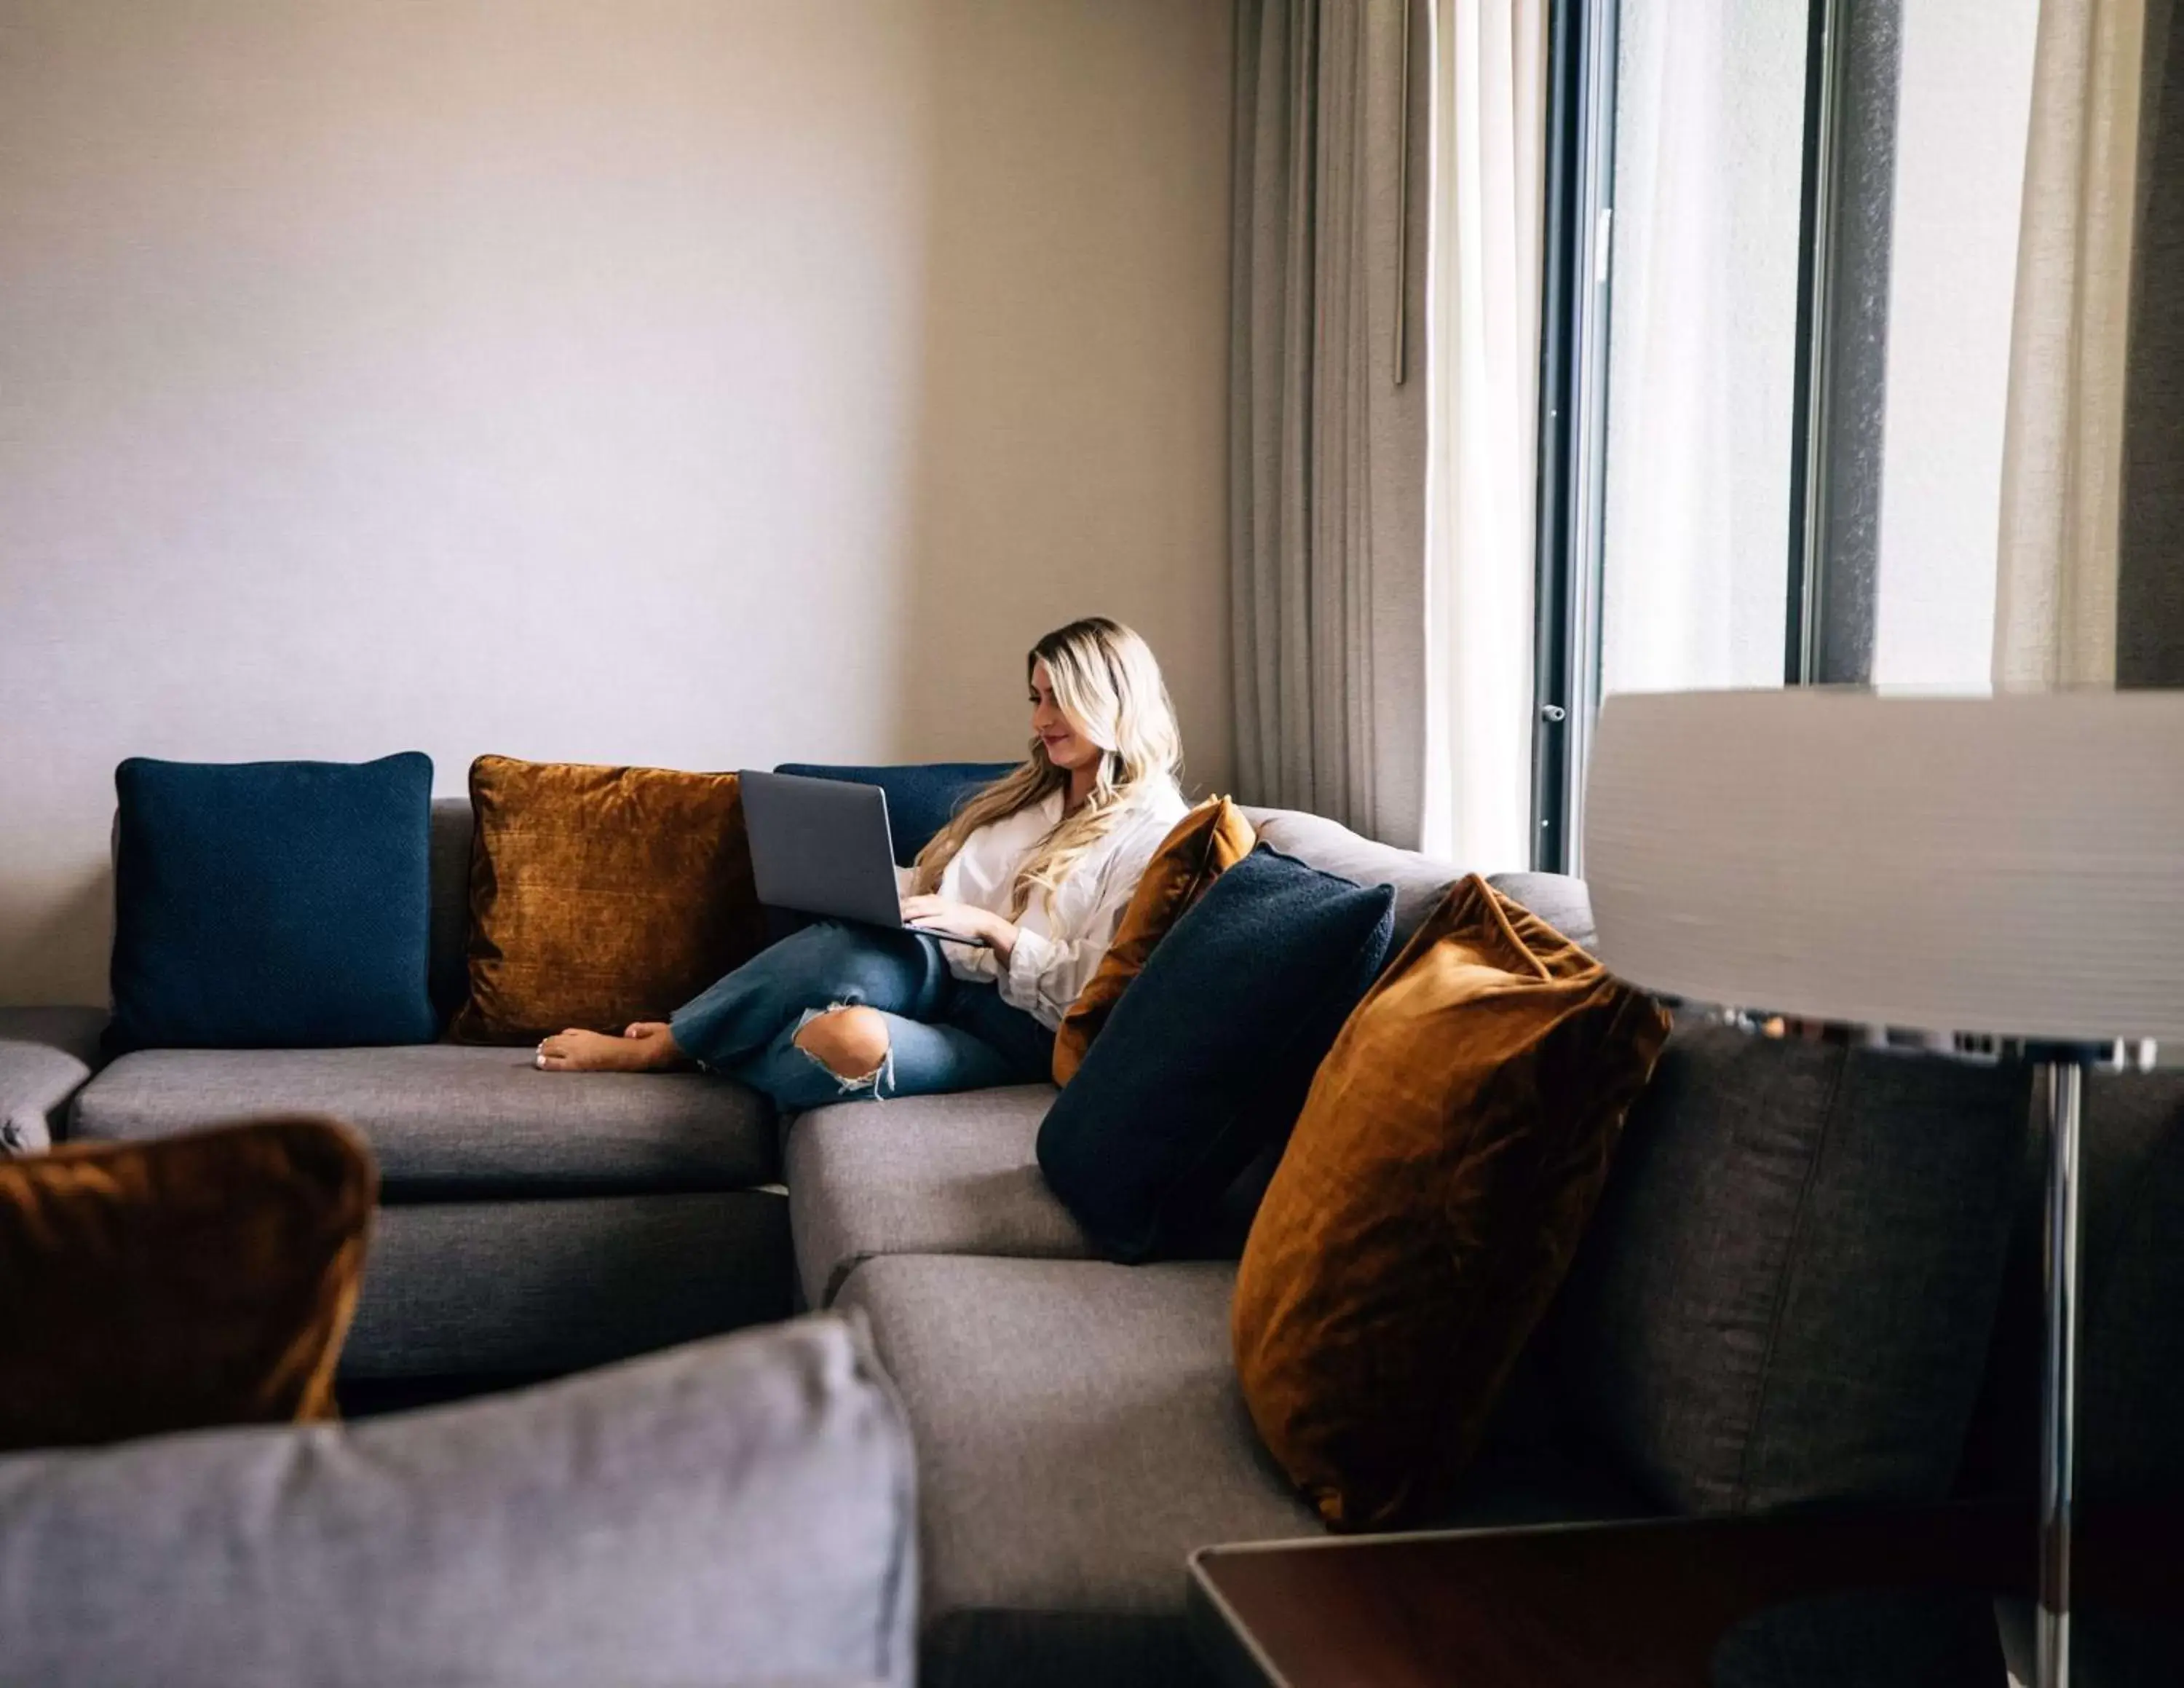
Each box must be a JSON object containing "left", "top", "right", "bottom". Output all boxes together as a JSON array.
[{"left": 737, "top": 770, "right": 989, "bottom": 946}]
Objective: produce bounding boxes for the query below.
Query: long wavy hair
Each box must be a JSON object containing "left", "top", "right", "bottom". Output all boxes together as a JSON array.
[{"left": 911, "top": 617, "right": 1183, "bottom": 918}]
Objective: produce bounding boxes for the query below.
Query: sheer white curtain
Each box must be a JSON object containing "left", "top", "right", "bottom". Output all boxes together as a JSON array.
[
  {"left": 1597, "top": 1, "right": 1807, "bottom": 701},
  {"left": 1994, "top": 0, "right": 2151, "bottom": 688},
  {"left": 1420, "top": 0, "right": 1546, "bottom": 868}
]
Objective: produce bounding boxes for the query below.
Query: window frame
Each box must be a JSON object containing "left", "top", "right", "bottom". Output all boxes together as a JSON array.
[{"left": 1529, "top": 0, "right": 1894, "bottom": 872}]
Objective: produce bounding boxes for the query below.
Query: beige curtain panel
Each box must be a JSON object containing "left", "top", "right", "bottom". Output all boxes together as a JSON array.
[
  {"left": 1995, "top": 0, "right": 2152, "bottom": 689},
  {"left": 1231, "top": 0, "right": 1430, "bottom": 847}
]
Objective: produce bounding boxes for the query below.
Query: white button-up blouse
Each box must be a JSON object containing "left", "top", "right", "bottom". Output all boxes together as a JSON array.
[{"left": 911, "top": 783, "right": 1188, "bottom": 1029}]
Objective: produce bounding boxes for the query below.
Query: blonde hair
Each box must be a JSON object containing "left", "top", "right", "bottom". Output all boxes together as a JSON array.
[{"left": 911, "top": 617, "right": 1183, "bottom": 918}]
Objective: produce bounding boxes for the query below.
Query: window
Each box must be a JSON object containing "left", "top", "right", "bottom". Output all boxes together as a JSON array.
[
  {"left": 1532, "top": 0, "right": 2043, "bottom": 871},
  {"left": 1598, "top": 0, "right": 1808, "bottom": 698}
]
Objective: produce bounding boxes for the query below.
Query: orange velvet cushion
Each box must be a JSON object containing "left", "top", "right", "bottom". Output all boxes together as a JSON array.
[
  {"left": 452, "top": 756, "right": 768, "bottom": 1044},
  {"left": 0, "top": 1116, "right": 373, "bottom": 1452},
  {"left": 1233, "top": 875, "right": 1671, "bottom": 1531},
  {"left": 1052, "top": 797, "right": 1257, "bottom": 1085}
]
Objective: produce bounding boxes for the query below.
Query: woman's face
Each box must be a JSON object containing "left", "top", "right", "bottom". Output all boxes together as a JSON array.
[{"left": 1029, "top": 659, "right": 1102, "bottom": 773}]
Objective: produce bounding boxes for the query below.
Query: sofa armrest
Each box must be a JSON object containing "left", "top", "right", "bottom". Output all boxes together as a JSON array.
[
  {"left": 0, "top": 1007, "right": 108, "bottom": 1155},
  {"left": 0, "top": 1312, "right": 917, "bottom": 1688}
]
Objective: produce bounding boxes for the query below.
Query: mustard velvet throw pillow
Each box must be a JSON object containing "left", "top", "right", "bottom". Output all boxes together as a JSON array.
[
  {"left": 0, "top": 1116, "right": 373, "bottom": 1452},
  {"left": 452, "top": 757, "right": 768, "bottom": 1044},
  {"left": 1233, "top": 875, "right": 1671, "bottom": 1531},
  {"left": 1052, "top": 797, "right": 1257, "bottom": 1085}
]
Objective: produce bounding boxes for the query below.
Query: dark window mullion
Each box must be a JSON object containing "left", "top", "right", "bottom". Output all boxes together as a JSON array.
[
  {"left": 1530, "top": 0, "right": 1618, "bottom": 875},
  {"left": 1785, "top": 0, "right": 1837, "bottom": 686},
  {"left": 1787, "top": 0, "right": 1899, "bottom": 687},
  {"left": 1529, "top": 0, "right": 1584, "bottom": 873}
]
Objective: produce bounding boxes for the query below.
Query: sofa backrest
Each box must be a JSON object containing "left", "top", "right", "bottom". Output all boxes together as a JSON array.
[
  {"left": 1237, "top": 804, "right": 2174, "bottom": 1526},
  {"left": 424, "top": 792, "right": 1598, "bottom": 1028},
  {"left": 424, "top": 768, "right": 1016, "bottom": 1028},
  {"left": 1241, "top": 806, "right": 1596, "bottom": 955},
  {"left": 1553, "top": 1022, "right": 2032, "bottom": 1516},
  {"left": 427, "top": 797, "right": 473, "bottom": 1028}
]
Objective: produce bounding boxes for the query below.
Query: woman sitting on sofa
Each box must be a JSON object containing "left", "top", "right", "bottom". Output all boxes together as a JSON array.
[{"left": 536, "top": 615, "right": 1187, "bottom": 1106}]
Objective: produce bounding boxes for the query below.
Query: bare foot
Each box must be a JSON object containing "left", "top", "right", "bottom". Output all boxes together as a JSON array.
[{"left": 536, "top": 1024, "right": 683, "bottom": 1073}]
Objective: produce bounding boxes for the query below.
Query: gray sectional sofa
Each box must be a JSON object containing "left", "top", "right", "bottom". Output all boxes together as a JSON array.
[
  {"left": 60, "top": 800, "right": 796, "bottom": 1393},
  {"left": 5, "top": 795, "right": 2180, "bottom": 1687}
]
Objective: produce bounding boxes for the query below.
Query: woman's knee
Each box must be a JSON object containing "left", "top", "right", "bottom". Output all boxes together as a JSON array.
[{"left": 792, "top": 1004, "right": 891, "bottom": 1080}]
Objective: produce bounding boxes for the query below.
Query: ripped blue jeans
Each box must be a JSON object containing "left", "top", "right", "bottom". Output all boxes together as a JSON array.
[{"left": 667, "top": 920, "right": 1055, "bottom": 1112}]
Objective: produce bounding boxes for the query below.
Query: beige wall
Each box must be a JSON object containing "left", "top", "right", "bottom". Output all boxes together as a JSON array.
[{"left": 0, "top": 0, "right": 1235, "bottom": 1004}]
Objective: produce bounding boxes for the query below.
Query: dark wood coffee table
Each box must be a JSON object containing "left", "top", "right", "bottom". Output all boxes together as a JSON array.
[{"left": 1187, "top": 1502, "right": 2176, "bottom": 1688}]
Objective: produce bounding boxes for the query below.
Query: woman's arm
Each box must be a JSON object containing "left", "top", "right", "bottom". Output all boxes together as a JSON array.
[
  {"left": 902, "top": 894, "right": 1123, "bottom": 1025},
  {"left": 990, "top": 922, "right": 1117, "bottom": 1025},
  {"left": 941, "top": 815, "right": 1171, "bottom": 1023},
  {"left": 908, "top": 803, "right": 1182, "bottom": 1023}
]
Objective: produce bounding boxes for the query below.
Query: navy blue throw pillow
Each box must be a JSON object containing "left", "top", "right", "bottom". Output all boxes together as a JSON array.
[
  {"left": 108, "top": 754, "right": 438, "bottom": 1054},
  {"left": 772, "top": 762, "right": 1016, "bottom": 864},
  {"left": 1037, "top": 844, "right": 1396, "bottom": 1263}
]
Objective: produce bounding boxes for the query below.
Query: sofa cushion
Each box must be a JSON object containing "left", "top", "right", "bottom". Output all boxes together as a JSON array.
[
  {"left": 841, "top": 1255, "right": 1643, "bottom": 1688},
  {"left": 1037, "top": 847, "right": 1395, "bottom": 1261},
  {"left": 0, "top": 1315, "right": 916, "bottom": 1688},
  {"left": 71, "top": 1046, "right": 776, "bottom": 1199},
  {"left": 1233, "top": 876, "right": 1671, "bottom": 1530},
  {"left": 1, "top": 1117, "right": 373, "bottom": 1451},
  {"left": 786, "top": 1085, "right": 1091, "bottom": 1309},
  {"left": 1052, "top": 797, "right": 1257, "bottom": 1086},
  {"left": 838, "top": 1255, "right": 1313, "bottom": 1688},
  {"left": 0, "top": 1006, "right": 108, "bottom": 1156},
  {"left": 451, "top": 756, "right": 769, "bottom": 1045},
  {"left": 343, "top": 1191, "right": 791, "bottom": 1379},
  {"left": 108, "top": 753, "right": 438, "bottom": 1054},
  {"left": 1555, "top": 1022, "right": 2032, "bottom": 1515}
]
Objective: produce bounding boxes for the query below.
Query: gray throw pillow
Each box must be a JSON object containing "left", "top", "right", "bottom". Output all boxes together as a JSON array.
[
  {"left": 0, "top": 1314, "right": 916, "bottom": 1688},
  {"left": 1554, "top": 1022, "right": 2030, "bottom": 1515}
]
